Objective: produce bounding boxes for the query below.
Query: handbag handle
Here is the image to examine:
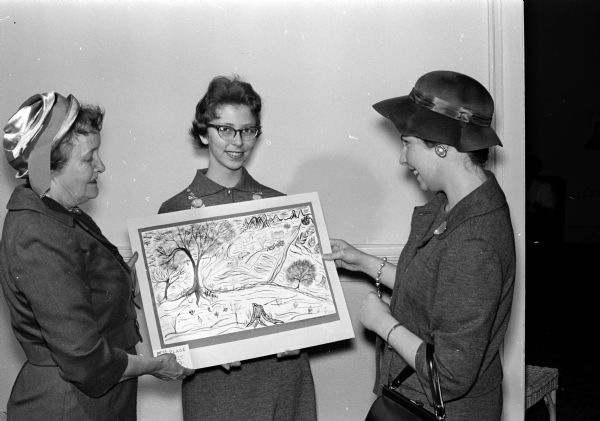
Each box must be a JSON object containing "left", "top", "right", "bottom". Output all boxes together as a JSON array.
[
  {"left": 425, "top": 343, "right": 446, "bottom": 420},
  {"left": 389, "top": 343, "right": 446, "bottom": 420}
]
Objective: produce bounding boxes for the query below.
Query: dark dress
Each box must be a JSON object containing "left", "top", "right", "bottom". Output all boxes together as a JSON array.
[
  {"left": 159, "top": 168, "right": 317, "bottom": 421},
  {"left": 0, "top": 185, "right": 141, "bottom": 420},
  {"left": 375, "top": 172, "right": 515, "bottom": 420}
]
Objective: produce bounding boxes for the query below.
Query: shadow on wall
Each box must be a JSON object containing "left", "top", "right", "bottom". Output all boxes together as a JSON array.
[
  {"left": 286, "top": 153, "right": 388, "bottom": 239},
  {"left": 284, "top": 130, "right": 429, "bottom": 244},
  {"left": 311, "top": 268, "right": 379, "bottom": 350}
]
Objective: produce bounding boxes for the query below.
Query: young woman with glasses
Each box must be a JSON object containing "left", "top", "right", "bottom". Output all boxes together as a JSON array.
[{"left": 158, "top": 75, "right": 317, "bottom": 421}]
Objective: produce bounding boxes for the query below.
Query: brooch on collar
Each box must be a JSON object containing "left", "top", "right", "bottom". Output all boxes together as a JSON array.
[
  {"left": 187, "top": 189, "right": 205, "bottom": 208},
  {"left": 433, "top": 221, "right": 447, "bottom": 235},
  {"left": 252, "top": 192, "right": 263, "bottom": 200}
]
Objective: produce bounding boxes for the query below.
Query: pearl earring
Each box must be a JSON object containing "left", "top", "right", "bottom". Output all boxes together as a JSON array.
[{"left": 435, "top": 144, "right": 448, "bottom": 158}]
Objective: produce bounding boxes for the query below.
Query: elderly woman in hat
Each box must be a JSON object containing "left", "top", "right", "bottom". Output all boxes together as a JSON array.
[
  {"left": 0, "top": 92, "right": 193, "bottom": 420},
  {"left": 324, "top": 71, "right": 515, "bottom": 420}
]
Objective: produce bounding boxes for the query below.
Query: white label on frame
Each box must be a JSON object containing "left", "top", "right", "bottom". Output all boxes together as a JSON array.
[{"left": 153, "top": 344, "right": 193, "bottom": 368}]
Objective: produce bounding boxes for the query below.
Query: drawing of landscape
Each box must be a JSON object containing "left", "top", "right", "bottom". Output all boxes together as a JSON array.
[{"left": 139, "top": 203, "right": 336, "bottom": 347}]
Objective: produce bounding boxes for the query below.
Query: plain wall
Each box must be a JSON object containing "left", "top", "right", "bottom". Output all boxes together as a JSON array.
[{"left": 0, "top": 1, "right": 525, "bottom": 420}]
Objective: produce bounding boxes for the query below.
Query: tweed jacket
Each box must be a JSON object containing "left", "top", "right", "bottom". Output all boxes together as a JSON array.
[
  {"left": 0, "top": 185, "right": 140, "bottom": 403},
  {"left": 377, "top": 172, "right": 516, "bottom": 418}
]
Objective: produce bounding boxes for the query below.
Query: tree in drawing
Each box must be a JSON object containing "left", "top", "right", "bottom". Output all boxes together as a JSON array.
[
  {"left": 246, "top": 303, "right": 283, "bottom": 328},
  {"left": 286, "top": 259, "right": 316, "bottom": 289},
  {"left": 150, "top": 264, "right": 185, "bottom": 303},
  {"left": 154, "top": 220, "right": 235, "bottom": 304}
]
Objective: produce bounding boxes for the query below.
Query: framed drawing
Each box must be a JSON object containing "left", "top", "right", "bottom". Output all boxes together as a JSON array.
[{"left": 127, "top": 192, "right": 354, "bottom": 368}]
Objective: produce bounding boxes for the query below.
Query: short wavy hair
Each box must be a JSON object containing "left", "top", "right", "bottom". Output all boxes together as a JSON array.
[
  {"left": 189, "top": 75, "right": 262, "bottom": 148},
  {"left": 50, "top": 105, "right": 104, "bottom": 171}
]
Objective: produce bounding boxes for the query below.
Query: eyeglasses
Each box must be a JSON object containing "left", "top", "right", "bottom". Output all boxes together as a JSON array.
[{"left": 206, "top": 124, "right": 261, "bottom": 141}]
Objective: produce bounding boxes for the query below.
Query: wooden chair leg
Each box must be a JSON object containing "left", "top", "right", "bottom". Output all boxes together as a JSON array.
[{"left": 543, "top": 389, "right": 557, "bottom": 421}]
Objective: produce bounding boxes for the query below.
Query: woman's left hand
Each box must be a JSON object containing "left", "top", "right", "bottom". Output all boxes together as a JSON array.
[
  {"left": 221, "top": 361, "right": 242, "bottom": 371},
  {"left": 127, "top": 251, "right": 138, "bottom": 270},
  {"left": 359, "top": 292, "right": 391, "bottom": 332}
]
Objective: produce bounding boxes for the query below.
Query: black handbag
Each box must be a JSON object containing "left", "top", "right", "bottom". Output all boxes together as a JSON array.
[{"left": 366, "top": 343, "right": 446, "bottom": 421}]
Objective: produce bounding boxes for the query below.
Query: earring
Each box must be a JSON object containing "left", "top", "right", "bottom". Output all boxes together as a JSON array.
[{"left": 434, "top": 144, "right": 448, "bottom": 158}]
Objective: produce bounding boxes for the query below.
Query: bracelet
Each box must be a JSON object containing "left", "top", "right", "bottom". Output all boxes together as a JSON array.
[
  {"left": 375, "top": 257, "right": 387, "bottom": 298},
  {"left": 386, "top": 322, "right": 402, "bottom": 348}
]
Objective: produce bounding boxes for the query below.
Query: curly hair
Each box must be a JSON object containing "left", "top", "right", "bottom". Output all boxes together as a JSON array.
[
  {"left": 50, "top": 104, "right": 104, "bottom": 171},
  {"left": 189, "top": 75, "right": 262, "bottom": 148}
]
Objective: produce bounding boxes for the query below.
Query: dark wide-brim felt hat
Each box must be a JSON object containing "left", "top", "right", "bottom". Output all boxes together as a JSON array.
[{"left": 372, "top": 70, "right": 502, "bottom": 152}]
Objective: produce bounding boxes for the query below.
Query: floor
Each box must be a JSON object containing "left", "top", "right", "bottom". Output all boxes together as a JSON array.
[{"left": 525, "top": 242, "right": 600, "bottom": 420}]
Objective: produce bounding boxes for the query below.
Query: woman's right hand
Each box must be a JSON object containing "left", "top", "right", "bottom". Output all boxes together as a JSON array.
[
  {"left": 151, "top": 353, "right": 195, "bottom": 381},
  {"left": 323, "top": 238, "right": 369, "bottom": 273},
  {"left": 122, "top": 352, "right": 194, "bottom": 382},
  {"left": 221, "top": 361, "right": 242, "bottom": 371}
]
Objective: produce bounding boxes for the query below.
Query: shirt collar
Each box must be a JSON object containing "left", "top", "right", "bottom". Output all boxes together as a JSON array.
[
  {"left": 189, "top": 167, "right": 265, "bottom": 196},
  {"left": 449, "top": 171, "right": 507, "bottom": 237},
  {"left": 416, "top": 171, "right": 508, "bottom": 239}
]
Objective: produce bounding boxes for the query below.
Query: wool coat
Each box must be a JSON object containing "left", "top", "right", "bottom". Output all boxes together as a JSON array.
[
  {"left": 376, "top": 172, "right": 516, "bottom": 420},
  {"left": 0, "top": 185, "right": 141, "bottom": 421}
]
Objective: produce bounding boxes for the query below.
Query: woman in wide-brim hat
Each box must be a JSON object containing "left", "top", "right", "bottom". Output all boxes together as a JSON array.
[
  {"left": 0, "top": 92, "right": 193, "bottom": 421},
  {"left": 324, "top": 70, "right": 516, "bottom": 420}
]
